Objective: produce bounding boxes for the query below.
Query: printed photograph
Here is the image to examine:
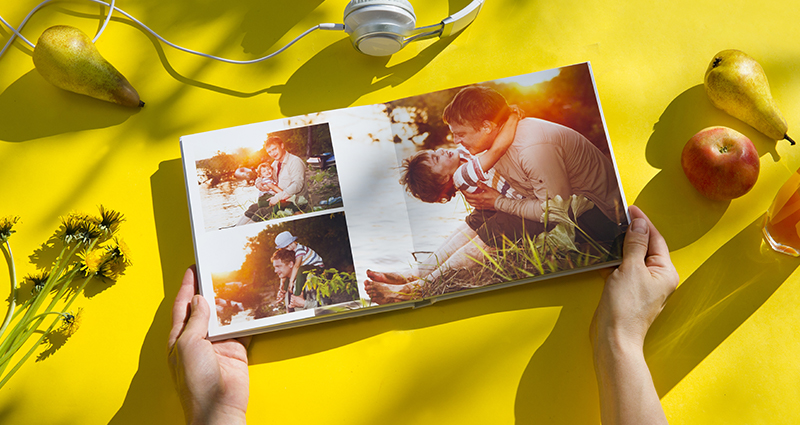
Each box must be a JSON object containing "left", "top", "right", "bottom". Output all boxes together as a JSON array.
[
  {"left": 207, "top": 212, "right": 360, "bottom": 326},
  {"left": 362, "top": 63, "right": 630, "bottom": 304},
  {"left": 193, "top": 122, "right": 343, "bottom": 231}
]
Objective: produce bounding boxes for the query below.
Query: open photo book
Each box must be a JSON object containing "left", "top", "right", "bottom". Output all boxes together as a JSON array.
[{"left": 180, "top": 62, "right": 631, "bottom": 340}]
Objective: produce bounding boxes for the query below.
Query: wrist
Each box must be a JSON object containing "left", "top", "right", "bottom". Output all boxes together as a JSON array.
[
  {"left": 188, "top": 405, "right": 247, "bottom": 425},
  {"left": 592, "top": 324, "right": 644, "bottom": 362}
]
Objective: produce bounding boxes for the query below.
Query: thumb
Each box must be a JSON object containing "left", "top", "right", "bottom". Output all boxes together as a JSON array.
[
  {"left": 183, "top": 295, "right": 210, "bottom": 339},
  {"left": 621, "top": 217, "right": 650, "bottom": 267}
]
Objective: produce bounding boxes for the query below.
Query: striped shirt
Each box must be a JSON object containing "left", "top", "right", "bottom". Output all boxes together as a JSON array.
[
  {"left": 452, "top": 146, "right": 524, "bottom": 200},
  {"left": 295, "top": 243, "right": 324, "bottom": 268}
]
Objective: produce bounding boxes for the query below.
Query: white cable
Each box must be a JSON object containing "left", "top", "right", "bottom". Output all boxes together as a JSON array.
[
  {"left": 91, "top": 0, "right": 114, "bottom": 43},
  {"left": 0, "top": 0, "right": 344, "bottom": 63},
  {"left": 0, "top": 0, "right": 52, "bottom": 59}
]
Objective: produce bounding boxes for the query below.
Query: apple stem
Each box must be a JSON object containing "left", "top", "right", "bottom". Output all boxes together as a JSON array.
[{"left": 785, "top": 134, "right": 796, "bottom": 146}]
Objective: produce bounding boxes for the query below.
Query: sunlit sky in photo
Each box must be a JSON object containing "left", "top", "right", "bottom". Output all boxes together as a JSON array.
[{"left": 495, "top": 68, "right": 560, "bottom": 88}]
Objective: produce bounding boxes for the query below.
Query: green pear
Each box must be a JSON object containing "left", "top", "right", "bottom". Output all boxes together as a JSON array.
[
  {"left": 32, "top": 25, "right": 143, "bottom": 108},
  {"left": 704, "top": 49, "right": 793, "bottom": 145}
]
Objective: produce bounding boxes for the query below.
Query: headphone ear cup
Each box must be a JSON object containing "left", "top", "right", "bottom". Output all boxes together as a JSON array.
[{"left": 343, "top": 0, "right": 416, "bottom": 56}]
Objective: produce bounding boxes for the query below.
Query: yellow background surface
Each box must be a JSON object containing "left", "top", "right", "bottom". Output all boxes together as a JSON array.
[{"left": 2, "top": 0, "right": 800, "bottom": 423}]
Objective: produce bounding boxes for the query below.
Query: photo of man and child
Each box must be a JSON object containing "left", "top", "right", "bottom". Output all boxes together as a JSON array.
[
  {"left": 209, "top": 212, "right": 359, "bottom": 327},
  {"left": 192, "top": 122, "right": 343, "bottom": 231},
  {"left": 364, "top": 63, "right": 629, "bottom": 305}
]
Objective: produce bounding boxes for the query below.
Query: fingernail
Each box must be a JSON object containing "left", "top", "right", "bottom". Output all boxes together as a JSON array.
[
  {"left": 191, "top": 295, "right": 199, "bottom": 310},
  {"left": 631, "top": 218, "right": 647, "bottom": 234}
]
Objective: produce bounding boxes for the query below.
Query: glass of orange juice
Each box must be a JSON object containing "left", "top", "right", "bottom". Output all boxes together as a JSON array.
[{"left": 763, "top": 170, "right": 800, "bottom": 256}]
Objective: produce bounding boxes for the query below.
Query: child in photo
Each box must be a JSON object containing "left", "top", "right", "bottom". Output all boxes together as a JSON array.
[
  {"left": 244, "top": 163, "right": 283, "bottom": 221},
  {"left": 254, "top": 162, "right": 281, "bottom": 198},
  {"left": 274, "top": 231, "right": 325, "bottom": 310},
  {"left": 400, "top": 106, "right": 523, "bottom": 204}
]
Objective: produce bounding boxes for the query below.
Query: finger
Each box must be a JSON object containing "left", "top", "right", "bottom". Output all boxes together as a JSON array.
[
  {"left": 629, "top": 206, "right": 672, "bottom": 268},
  {"left": 620, "top": 212, "right": 650, "bottom": 267},
  {"left": 183, "top": 294, "right": 211, "bottom": 340},
  {"left": 168, "top": 267, "right": 198, "bottom": 349}
]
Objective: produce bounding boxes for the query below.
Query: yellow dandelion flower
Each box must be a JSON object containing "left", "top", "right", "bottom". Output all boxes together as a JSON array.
[
  {"left": 58, "top": 308, "right": 83, "bottom": 338},
  {"left": 61, "top": 212, "right": 101, "bottom": 244},
  {"left": 80, "top": 248, "right": 107, "bottom": 275},
  {"left": 24, "top": 270, "right": 51, "bottom": 295},
  {"left": 99, "top": 252, "right": 131, "bottom": 281},
  {"left": 111, "top": 237, "right": 133, "bottom": 266},
  {"left": 0, "top": 216, "right": 20, "bottom": 243},
  {"left": 95, "top": 206, "right": 125, "bottom": 236}
]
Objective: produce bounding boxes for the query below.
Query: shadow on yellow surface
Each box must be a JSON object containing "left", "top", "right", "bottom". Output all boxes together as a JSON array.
[
  {"left": 635, "top": 84, "right": 782, "bottom": 250},
  {"left": 0, "top": 70, "right": 138, "bottom": 143},
  {"left": 108, "top": 159, "right": 195, "bottom": 424},
  {"left": 646, "top": 214, "right": 800, "bottom": 396},
  {"left": 269, "top": 36, "right": 456, "bottom": 117}
]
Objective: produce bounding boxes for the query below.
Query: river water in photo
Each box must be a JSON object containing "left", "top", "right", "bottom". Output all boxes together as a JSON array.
[{"left": 199, "top": 181, "right": 259, "bottom": 231}]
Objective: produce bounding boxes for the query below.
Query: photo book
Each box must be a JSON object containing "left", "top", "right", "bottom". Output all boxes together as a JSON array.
[{"left": 180, "top": 62, "right": 631, "bottom": 340}]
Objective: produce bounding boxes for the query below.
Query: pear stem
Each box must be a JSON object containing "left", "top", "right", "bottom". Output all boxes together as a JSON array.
[{"left": 785, "top": 134, "right": 796, "bottom": 146}]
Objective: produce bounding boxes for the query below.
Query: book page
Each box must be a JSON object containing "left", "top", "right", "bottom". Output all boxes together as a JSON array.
[{"left": 181, "top": 105, "right": 416, "bottom": 338}]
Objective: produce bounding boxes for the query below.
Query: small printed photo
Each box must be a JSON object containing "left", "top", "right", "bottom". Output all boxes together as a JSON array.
[
  {"left": 208, "top": 211, "right": 360, "bottom": 327},
  {"left": 363, "top": 63, "right": 629, "bottom": 305},
  {"left": 194, "top": 122, "right": 343, "bottom": 231}
]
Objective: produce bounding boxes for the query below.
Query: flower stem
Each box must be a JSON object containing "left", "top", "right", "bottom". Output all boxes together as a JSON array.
[
  {"left": 0, "top": 271, "right": 77, "bottom": 369},
  {"left": 0, "top": 242, "right": 82, "bottom": 375},
  {"left": 0, "top": 272, "right": 93, "bottom": 389},
  {"left": 0, "top": 241, "right": 17, "bottom": 339}
]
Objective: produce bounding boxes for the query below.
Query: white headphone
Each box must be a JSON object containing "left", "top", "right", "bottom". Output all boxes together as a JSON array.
[
  {"left": 0, "top": 0, "right": 484, "bottom": 63},
  {"left": 343, "top": 0, "right": 484, "bottom": 56}
]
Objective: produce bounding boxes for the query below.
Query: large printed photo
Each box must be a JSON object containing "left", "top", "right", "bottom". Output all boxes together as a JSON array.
[{"left": 364, "top": 63, "right": 630, "bottom": 305}]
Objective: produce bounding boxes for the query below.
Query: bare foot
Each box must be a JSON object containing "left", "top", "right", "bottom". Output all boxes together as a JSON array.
[
  {"left": 363, "top": 279, "right": 418, "bottom": 304},
  {"left": 366, "top": 269, "right": 412, "bottom": 284}
]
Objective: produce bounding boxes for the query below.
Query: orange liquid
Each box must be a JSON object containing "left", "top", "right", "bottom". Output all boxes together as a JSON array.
[{"left": 763, "top": 171, "right": 800, "bottom": 256}]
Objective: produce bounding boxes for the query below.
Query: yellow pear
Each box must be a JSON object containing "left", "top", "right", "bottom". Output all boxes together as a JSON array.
[
  {"left": 32, "top": 25, "right": 143, "bottom": 108},
  {"left": 704, "top": 49, "right": 793, "bottom": 145}
]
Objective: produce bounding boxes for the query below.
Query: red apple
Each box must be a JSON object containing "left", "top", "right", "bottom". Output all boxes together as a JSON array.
[{"left": 681, "top": 126, "right": 760, "bottom": 200}]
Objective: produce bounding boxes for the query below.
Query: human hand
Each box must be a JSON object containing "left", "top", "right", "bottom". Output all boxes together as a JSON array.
[
  {"left": 591, "top": 206, "right": 679, "bottom": 350},
  {"left": 509, "top": 104, "right": 525, "bottom": 119},
  {"left": 463, "top": 183, "right": 500, "bottom": 210},
  {"left": 168, "top": 266, "right": 250, "bottom": 425},
  {"left": 288, "top": 294, "right": 306, "bottom": 308}
]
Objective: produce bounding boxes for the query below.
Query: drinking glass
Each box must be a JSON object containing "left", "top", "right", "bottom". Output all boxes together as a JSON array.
[{"left": 763, "top": 170, "right": 800, "bottom": 256}]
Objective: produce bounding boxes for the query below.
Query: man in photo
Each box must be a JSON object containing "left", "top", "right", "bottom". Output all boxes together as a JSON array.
[
  {"left": 446, "top": 85, "right": 624, "bottom": 247},
  {"left": 273, "top": 248, "right": 316, "bottom": 311},
  {"left": 239, "top": 135, "right": 309, "bottom": 225},
  {"left": 365, "top": 86, "right": 625, "bottom": 304}
]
